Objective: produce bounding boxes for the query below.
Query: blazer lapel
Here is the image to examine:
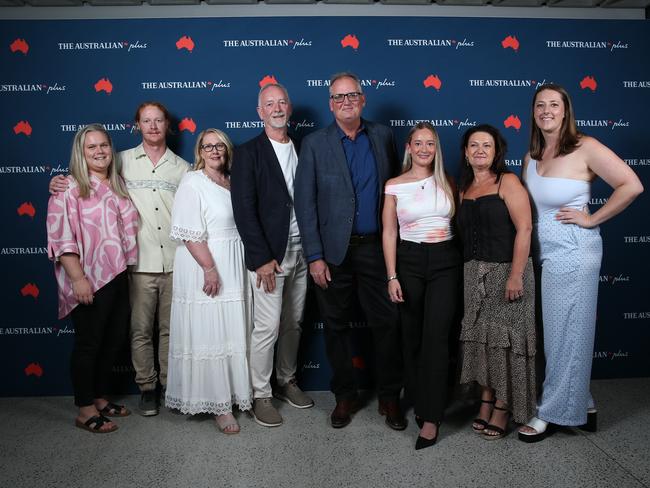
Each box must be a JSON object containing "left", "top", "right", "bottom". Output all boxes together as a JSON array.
[
  {"left": 259, "top": 132, "right": 291, "bottom": 200},
  {"left": 365, "top": 122, "right": 388, "bottom": 190},
  {"left": 326, "top": 123, "right": 354, "bottom": 194}
]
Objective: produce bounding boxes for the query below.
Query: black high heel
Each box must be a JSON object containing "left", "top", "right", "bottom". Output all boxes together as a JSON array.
[
  {"left": 578, "top": 410, "right": 597, "bottom": 432},
  {"left": 472, "top": 399, "right": 496, "bottom": 433},
  {"left": 482, "top": 405, "right": 510, "bottom": 440},
  {"left": 415, "top": 421, "right": 441, "bottom": 450}
]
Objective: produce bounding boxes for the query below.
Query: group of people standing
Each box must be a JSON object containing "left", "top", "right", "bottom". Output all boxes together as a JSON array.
[{"left": 46, "top": 73, "right": 643, "bottom": 450}]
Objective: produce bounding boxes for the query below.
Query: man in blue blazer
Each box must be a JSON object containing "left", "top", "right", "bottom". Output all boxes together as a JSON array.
[
  {"left": 231, "top": 83, "right": 313, "bottom": 428},
  {"left": 295, "top": 72, "right": 405, "bottom": 430}
]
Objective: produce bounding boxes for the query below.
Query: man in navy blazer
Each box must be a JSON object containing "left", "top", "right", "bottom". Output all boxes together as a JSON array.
[
  {"left": 231, "top": 83, "right": 313, "bottom": 428},
  {"left": 294, "top": 72, "right": 405, "bottom": 430}
]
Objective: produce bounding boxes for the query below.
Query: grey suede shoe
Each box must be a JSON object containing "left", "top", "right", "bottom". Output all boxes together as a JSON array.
[
  {"left": 251, "top": 397, "right": 282, "bottom": 427},
  {"left": 274, "top": 379, "right": 315, "bottom": 409},
  {"left": 138, "top": 390, "right": 159, "bottom": 417}
]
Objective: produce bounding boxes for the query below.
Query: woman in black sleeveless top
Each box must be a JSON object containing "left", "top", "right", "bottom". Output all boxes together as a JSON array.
[{"left": 456, "top": 124, "right": 536, "bottom": 439}]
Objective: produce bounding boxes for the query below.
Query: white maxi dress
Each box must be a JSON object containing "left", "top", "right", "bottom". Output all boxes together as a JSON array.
[{"left": 166, "top": 170, "right": 252, "bottom": 415}]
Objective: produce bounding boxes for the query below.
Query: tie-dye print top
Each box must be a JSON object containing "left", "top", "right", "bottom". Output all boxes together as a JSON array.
[
  {"left": 47, "top": 175, "right": 138, "bottom": 318},
  {"left": 385, "top": 176, "right": 454, "bottom": 244}
]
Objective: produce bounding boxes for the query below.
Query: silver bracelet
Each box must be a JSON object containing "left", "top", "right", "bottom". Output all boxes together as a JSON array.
[{"left": 387, "top": 274, "right": 398, "bottom": 283}]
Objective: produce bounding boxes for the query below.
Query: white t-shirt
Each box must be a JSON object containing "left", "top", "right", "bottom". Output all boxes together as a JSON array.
[{"left": 269, "top": 138, "right": 300, "bottom": 238}]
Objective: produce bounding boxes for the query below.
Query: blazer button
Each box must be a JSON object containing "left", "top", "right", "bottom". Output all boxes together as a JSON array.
[
  {"left": 286, "top": 202, "right": 292, "bottom": 207},
  {"left": 348, "top": 218, "right": 353, "bottom": 223}
]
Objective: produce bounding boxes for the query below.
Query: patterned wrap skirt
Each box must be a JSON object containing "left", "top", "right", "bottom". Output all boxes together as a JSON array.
[{"left": 459, "top": 258, "right": 536, "bottom": 424}]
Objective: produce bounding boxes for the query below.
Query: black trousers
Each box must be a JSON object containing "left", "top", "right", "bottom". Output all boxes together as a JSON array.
[
  {"left": 397, "top": 239, "right": 462, "bottom": 422},
  {"left": 315, "top": 238, "right": 402, "bottom": 401},
  {"left": 70, "top": 271, "right": 130, "bottom": 407}
]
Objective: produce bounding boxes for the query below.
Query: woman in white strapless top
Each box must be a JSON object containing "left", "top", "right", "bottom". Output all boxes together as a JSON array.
[{"left": 518, "top": 83, "right": 643, "bottom": 443}]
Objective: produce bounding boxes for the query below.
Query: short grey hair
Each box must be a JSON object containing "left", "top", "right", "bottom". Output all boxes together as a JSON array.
[
  {"left": 257, "top": 83, "right": 291, "bottom": 107},
  {"left": 329, "top": 72, "right": 363, "bottom": 95}
]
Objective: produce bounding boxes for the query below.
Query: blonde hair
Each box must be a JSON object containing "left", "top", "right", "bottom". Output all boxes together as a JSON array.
[
  {"left": 69, "top": 124, "right": 128, "bottom": 199},
  {"left": 193, "top": 128, "right": 234, "bottom": 174},
  {"left": 402, "top": 122, "right": 455, "bottom": 217}
]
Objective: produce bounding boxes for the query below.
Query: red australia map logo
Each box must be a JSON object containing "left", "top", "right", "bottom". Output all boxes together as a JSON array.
[
  {"left": 178, "top": 117, "right": 197, "bottom": 134},
  {"left": 423, "top": 75, "right": 442, "bottom": 91},
  {"left": 25, "top": 362, "right": 43, "bottom": 377},
  {"left": 13, "top": 120, "right": 32, "bottom": 136},
  {"left": 503, "top": 115, "right": 522, "bottom": 131},
  {"left": 17, "top": 202, "right": 36, "bottom": 218},
  {"left": 94, "top": 78, "right": 113, "bottom": 94},
  {"left": 580, "top": 76, "right": 598, "bottom": 91},
  {"left": 176, "top": 35, "right": 195, "bottom": 52},
  {"left": 501, "top": 35, "right": 520, "bottom": 51},
  {"left": 259, "top": 75, "right": 278, "bottom": 88},
  {"left": 10, "top": 38, "right": 29, "bottom": 55},
  {"left": 21, "top": 283, "right": 40, "bottom": 299},
  {"left": 341, "top": 34, "right": 360, "bottom": 50}
]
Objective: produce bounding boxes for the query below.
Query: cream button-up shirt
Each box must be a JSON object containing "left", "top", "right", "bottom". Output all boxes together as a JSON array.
[{"left": 120, "top": 143, "right": 190, "bottom": 273}]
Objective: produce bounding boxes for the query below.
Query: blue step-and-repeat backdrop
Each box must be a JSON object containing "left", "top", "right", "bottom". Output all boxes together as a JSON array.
[{"left": 1, "top": 16, "right": 649, "bottom": 396}]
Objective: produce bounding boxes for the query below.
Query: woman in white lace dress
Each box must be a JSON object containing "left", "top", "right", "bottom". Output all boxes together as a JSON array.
[{"left": 165, "top": 128, "right": 252, "bottom": 434}]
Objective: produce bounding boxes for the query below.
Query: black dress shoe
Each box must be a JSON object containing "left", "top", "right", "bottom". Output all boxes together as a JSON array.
[
  {"left": 378, "top": 400, "right": 407, "bottom": 431},
  {"left": 578, "top": 410, "right": 597, "bottom": 432},
  {"left": 331, "top": 398, "right": 357, "bottom": 429},
  {"left": 415, "top": 422, "right": 440, "bottom": 450}
]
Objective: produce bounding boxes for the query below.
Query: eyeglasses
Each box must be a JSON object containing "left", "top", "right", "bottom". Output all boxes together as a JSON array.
[
  {"left": 330, "top": 92, "right": 362, "bottom": 103},
  {"left": 201, "top": 143, "right": 227, "bottom": 152}
]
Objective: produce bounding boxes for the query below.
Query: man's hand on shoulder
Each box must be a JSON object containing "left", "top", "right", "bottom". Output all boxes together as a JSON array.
[{"left": 49, "top": 175, "right": 69, "bottom": 195}]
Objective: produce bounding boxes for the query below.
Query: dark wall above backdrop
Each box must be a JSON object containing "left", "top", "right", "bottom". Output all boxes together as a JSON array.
[{"left": 1, "top": 16, "right": 648, "bottom": 396}]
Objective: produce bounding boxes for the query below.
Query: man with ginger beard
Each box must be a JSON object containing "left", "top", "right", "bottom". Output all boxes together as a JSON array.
[
  {"left": 231, "top": 83, "right": 313, "bottom": 428},
  {"left": 50, "top": 102, "right": 190, "bottom": 416},
  {"left": 294, "top": 72, "right": 405, "bottom": 430}
]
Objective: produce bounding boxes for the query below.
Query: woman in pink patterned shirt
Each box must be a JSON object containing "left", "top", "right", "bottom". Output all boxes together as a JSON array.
[{"left": 47, "top": 124, "right": 138, "bottom": 434}]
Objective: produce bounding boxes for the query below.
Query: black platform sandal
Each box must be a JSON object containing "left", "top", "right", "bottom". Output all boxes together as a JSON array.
[
  {"left": 472, "top": 399, "right": 496, "bottom": 433},
  {"left": 482, "top": 405, "right": 510, "bottom": 440}
]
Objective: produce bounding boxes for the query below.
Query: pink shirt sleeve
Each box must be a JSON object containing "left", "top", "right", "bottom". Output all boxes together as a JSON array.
[{"left": 47, "top": 182, "right": 81, "bottom": 261}]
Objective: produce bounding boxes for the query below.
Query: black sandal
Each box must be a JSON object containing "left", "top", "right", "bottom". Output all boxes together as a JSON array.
[
  {"left": 75, "top": 415, "right": 118, "bottom": 434},
  {"left": 482, "top": 405, "right": 510, "bottom": 440},
  {"left": 472, "top": 399, "right": 495, "bottom": 433},
  {"left": 99, "top": 401, "right": 131, "bottom": 417}
]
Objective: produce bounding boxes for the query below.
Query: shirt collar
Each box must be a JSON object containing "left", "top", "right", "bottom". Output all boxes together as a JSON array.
[
  {"left": 134, "top": 143, "right": 173, "bottom": 166},
  {"left": 336, "top": 119, "right": 367, "bottom": 140}
]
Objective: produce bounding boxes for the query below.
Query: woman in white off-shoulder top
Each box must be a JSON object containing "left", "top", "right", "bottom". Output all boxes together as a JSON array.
[{"left": 382, "top": 122, "right": 462, "bottom": 450}]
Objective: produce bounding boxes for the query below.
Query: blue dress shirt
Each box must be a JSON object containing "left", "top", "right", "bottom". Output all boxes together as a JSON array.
[{"left": 337, "top": 122, "right": 379, "bottom": 236}]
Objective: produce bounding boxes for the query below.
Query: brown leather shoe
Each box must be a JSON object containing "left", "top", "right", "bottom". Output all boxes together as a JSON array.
[
  {"left": 331, "top": 398, "right": 358, "bottom": 428},
  {"left": 378, "top": 399, "right": 407, "bottom": 431}
]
